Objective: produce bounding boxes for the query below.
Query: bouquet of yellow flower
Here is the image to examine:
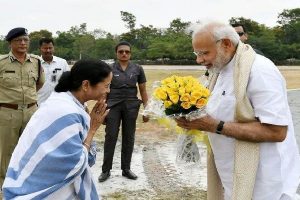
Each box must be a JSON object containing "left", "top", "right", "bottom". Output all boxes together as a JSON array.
[
  {"left": 153, "top": 75, "right": 210, "bottom": 116},
  {"left": 143, "top": 75, "right": 210, "bottom": 165}
]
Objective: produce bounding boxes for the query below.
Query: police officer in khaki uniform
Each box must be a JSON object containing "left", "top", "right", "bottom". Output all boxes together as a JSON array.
[{"left": 0, "top": 27, "right": 44, "bottom": 189}]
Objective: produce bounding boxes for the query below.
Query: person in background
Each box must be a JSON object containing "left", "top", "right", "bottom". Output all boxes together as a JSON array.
[
  {"left": 37, "top": 37, "right": 70, "bottom": 106},
  {"left": 2, "top": 59, "right": 112, "bottom": 199},
  {"left": 0, "top": 27, "right": 44, "bottom": 192},
  {"left": 98, "top": 41, "right": 149, "bottom": 182},
  {"left": 176, "top": 21, "right": 300, "bottom": 199},
  {"left": 231, "top": 23, "right": 264, "bottom": 55},
  {"left": 231, "top": 23, "right": 248, "bottom": 43}
]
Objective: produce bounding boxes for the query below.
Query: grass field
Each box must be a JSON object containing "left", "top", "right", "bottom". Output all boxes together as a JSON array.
[{"left": 144, "top": 67, "right": 300, "bottom": 91}]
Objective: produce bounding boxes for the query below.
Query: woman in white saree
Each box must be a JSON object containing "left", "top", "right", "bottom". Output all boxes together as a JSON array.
[{"left": 2, "top": 59, "right": 112, "bottom": 200}]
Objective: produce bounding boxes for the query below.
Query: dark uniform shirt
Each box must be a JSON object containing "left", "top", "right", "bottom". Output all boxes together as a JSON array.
[{"left": 107, "top": 62, "right": 146, "bottom": 107}]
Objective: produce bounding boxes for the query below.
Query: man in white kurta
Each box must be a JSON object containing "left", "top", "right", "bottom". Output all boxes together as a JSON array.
[
  {"left": 176, "top": 21, "right": 300, "bottom": 200},
  {"left": 37, "top": 38, "right": 70, "bottom": 106},
  {"left": 206, "top": 53, "right": 300, "bottom": 199}
]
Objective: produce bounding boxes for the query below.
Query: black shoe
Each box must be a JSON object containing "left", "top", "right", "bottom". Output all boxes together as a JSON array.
[
  {"left": 122, "top": 169, "right": 138, "bottom": 180},
  {"left": 98, "top": 171, "right": 110, "bottom": 182}
]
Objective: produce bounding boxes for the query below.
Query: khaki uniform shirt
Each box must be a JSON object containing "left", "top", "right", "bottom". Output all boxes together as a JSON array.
[{"left": 0, "top": 52, "right": 44, "bottom": 104}]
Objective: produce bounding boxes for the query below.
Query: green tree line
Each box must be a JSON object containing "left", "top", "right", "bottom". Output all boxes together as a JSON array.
[{"left": 0, "top": 8, "right": 299, "bottom": 65}]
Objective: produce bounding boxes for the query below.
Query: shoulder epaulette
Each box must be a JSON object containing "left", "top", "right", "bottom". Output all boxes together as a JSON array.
[
  {"left": 0, "top": 54, "right": 9, "bottom": 61},
  {"left": 29, "top": 54, "right": 41, "bottom": 60}
]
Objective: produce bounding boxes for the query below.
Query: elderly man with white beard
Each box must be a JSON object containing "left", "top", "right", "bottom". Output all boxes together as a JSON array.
[{"left": 176, "top": 21, "right": 300, "bottom": 200}]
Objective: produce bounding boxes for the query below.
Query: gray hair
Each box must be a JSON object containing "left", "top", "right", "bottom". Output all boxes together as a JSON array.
[{"left": 187, "top": 21, "right": 240, "bottom": 46}]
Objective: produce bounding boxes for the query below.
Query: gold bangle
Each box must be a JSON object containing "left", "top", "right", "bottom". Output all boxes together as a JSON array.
[{"left": 83, "top": 142, "right": 90, "bottom": 149}]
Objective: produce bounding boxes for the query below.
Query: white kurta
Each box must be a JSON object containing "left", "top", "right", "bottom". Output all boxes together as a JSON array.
[{"left": 206, "top": 54, "right": 300, "bottom": 200}]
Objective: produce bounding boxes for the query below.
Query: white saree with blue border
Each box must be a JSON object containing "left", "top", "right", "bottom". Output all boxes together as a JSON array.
[{"left": 2, "top": 92, "right": 99, "bottom": 200}]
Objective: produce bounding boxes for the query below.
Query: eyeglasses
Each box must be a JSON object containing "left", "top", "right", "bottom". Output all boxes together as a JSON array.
[
  {"left": 117, "top": 50, "right": 131, "bottom": 54},
  {"left": 12, "top": 37, "right": 30, "bottom": 43},
  {"left": 193, "top": 50, "right": 208, "bottom": 57},
  {"left": 193, "top": 39, "right": 222, "bottom": 57},
  {"left": 237, "top": 32, "right": 245, "bottom": 36}
]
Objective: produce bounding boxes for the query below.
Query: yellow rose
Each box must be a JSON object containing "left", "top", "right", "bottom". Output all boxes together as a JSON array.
[
  {"left": 161, "top": 77, "right": 174, "bottom": 85},
  {"left": 160, "top": 85, "right": 169, "bottom": 92},
  {"left": 193, "top": 85, "right": 204, "bottom": 91},
  {"left": 191, "top": 91, "right": 202, "bottom": 99},
  {"left": 166, "top": 81, "right": 176, "bottom": 89},
  {"left": 190, "top": 96, "right": 198, "bottom": 105},
  {"left": 180, "top": 93, "right": 190, "bottom": 102},
  {"left": 175, "top": 82, "right": 181, "bottom": 88},
  {"left": 185, "top": 85, "right": 192, "bottom": 93},
  {"left": 202, "top": 88, "right": 211, "bottom": 97},
  {"left": 166, "top": 87, "right": 177, "bottom": 95},
  {"left": 169, "top": 94, "right": 179, "bottom": 104},
  {"left": 176, "top": 77, "right": 184, "bottom": 87},
  {"left": 196, "top": 98, "right": 207, "bottom": 108},
  {"left": 181, "top": 101, "right": 192, "bottom": 109},
  {"left": 164, "top": 100, "right": 173, "bottom": 108},
  {"left": 154, "top": 88, "right": 167, "bottom": 100},
  {"left": 178, "top": 87, "right": 185, "bottom": 95}
]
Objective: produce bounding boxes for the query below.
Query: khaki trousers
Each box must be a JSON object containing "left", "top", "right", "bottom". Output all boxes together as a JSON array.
[{"left": 0, "top": 105, "right": 37, "bottom": 188}]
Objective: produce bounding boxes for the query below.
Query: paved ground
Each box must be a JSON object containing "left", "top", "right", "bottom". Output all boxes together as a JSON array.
[
  {"left": 287, "top": 89, "right": 300, "bottom": 195},
  {"left": 92, "top": 137, "right": 207, "bottom": 199},
  {"left": 288, "top": 90, "right": 300, "bottom": 150}
]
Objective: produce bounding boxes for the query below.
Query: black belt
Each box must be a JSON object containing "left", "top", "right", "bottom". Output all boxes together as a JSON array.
[{"left": 0, "top": 102, "right": 36, "bottom": 110}]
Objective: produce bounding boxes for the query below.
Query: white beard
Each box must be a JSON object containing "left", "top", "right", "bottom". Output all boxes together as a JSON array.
[{"left": 213, "top": 46, "right": 231, "bottom": 72}]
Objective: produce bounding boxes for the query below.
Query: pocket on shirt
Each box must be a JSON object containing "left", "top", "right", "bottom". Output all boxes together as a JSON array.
[
  {"left": 55, "top": 68, "right": 64, "bottom": 82},
  {"left": 216, "top": 95, "right": 236, "bottom": 120},
  {"left": 208, "top": 93, "right": 236, "bottom": 121},
  {"left": 2, "top": 72, "right": 19, "bottom": 87},
  {"left": 127, "top": 73, "right": 138, "bottom": 86}
]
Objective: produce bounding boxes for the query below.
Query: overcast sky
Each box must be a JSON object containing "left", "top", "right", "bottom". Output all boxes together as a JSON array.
[{"left": 0, "top": 0, "right": 299, "bottom": 37}]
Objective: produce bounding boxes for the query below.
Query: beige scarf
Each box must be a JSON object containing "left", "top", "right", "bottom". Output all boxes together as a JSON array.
[{"left": 207, "top": 42, "right": 260, "bottom": 200}]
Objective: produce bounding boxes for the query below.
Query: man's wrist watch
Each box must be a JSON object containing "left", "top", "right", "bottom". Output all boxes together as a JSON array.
[{"left": 216, "top": 121, "right": 225, "bottom": 134}]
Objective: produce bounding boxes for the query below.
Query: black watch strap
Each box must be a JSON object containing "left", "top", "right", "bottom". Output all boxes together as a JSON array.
[{"left": 216, "top": 121, "right": 225, "bottom": 134}]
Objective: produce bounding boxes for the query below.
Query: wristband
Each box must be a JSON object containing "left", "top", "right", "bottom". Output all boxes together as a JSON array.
[{"left": 216, "top": 121, "right": 225, "bottom": 134}]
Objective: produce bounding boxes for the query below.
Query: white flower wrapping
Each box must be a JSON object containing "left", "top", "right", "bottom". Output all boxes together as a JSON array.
[
  {"left": 143, "top": 102, "right": 207, "bottom": 165},
  {"left": 142, "top": 75, "right": 210, "bottom": 165}
]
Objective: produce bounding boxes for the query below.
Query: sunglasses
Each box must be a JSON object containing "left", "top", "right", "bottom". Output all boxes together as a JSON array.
[
  {"left": 237, "top": 32, "right": 245, "bottom": 36},
  {"left": 117, "top": 50, "right": 131, "bottom": 54}
]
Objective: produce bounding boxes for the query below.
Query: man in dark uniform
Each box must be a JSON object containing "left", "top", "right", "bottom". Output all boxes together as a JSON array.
[
  {"left": 98, "top": 41, "right": 149, "bottom": 182},
  {"left": 0, "top": 28, "right": 44, "bottom": 190},
  {"left": 231, "top": 23, "right": 264, "bottom": 55}
]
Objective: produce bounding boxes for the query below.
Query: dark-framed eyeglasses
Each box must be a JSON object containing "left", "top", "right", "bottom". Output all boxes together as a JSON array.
[
  {"left": 237, "top": 32, "right": 245, "bottom": 36},
  {"left": 117, "top": 50, "right": 131, "bottom": 54}
]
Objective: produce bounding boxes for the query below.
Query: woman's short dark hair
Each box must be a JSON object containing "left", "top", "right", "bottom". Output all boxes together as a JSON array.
[
  {"left": 115, "top": 41, "right": 131, "bottom": 52},
  {"left": 55, "top": 59, "right": 112, "bottom": 92}
]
